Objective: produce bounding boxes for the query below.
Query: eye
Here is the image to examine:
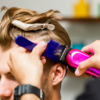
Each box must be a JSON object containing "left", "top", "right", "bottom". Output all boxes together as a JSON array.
[{"left": 7, "top": 74, "right": 16, "bottom": 81}]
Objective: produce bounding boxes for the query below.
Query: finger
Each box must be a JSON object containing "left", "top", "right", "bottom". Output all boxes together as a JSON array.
[
  {"left": 81, "top": 40, "right": 100, "bottom": 54},
  {"left": 41, "top": 58, "right": 46, "bottom": 64},
  {"left": 75, "top": 56, "right": 95, "bottom": 76},
  {"left": 40, "top": 56, "right": 46, "bottom": 64},
  {"left": 31, "top": 41, "right": 47, "bottom": 57},
  {"left": 7, "top": 52, "right": 13, "bottom": 70},
  {"left": 7, "top": 59, "right": 13, "bottom": 76},
  {"left": 12, "top": 46, "right": 27, "bottom": 54},
  {"left": 17, "top": 47, "right": 27, "bottom": 52},
  {"left": 40, "top": 56, "right": 46, "bottom": 59},
  {"left": 81, "top": 44, "right": 94, "bottom": 54}
]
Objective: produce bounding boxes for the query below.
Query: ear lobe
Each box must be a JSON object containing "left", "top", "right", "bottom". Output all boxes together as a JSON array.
[{"left": 52, "top": 63, "right": 66, "bottom": 86}]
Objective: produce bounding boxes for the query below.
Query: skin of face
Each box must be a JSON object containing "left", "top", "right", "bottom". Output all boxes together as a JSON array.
[{"left": 0, "top": 46, "right": 19, "bottom": 100}]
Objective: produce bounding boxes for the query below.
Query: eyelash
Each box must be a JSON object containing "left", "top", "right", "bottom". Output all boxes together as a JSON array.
[
  {"left": 0, "top": 74, "right": 16, "bottom": 81},
  {"left": 7, "top": 75, "right": 16, "bottom": 80}
]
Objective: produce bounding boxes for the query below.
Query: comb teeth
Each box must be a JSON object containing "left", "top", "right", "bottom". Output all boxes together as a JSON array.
[
  {"left": 43, "top": 40, "right": 65, "bottom": 62},
  {"left": 15, "top": 36, "right": 65, "bottom": 62}
]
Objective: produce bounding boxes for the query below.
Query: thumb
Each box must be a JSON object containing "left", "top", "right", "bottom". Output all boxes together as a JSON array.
[
  {"left": 75, "top": 56, "right": 96, "bottom": 76},
  {"left": 31, "top": 41, "right": 47, "bottom": 57}
]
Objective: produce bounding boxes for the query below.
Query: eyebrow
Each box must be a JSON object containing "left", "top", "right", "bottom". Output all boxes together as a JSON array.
[{"left": 5, "top": 72, "right": 11, "bottom": 75}]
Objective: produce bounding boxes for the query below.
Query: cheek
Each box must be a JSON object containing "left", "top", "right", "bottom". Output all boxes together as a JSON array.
[
  {"left": 41, "top": 73, "right": 46, "bottom": 87},
  {"left": 42, "top": 73, "right": 52, "bottom": 90},
  {"left": 8, "top": 81, "right": 19, "bottom": 100},
  {"left": 9, "top": 80, "right": 19, "bottom": 90},
  {"left": 42, "top": 76, "right": 52, "bottom": 100},
  {"left": 42, "top": 69, "right": 53, "bottom": 87}
]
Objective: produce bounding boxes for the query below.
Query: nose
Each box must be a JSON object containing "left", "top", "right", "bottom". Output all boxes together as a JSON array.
[{"left": 0, "top": 77, "right": 12, "bottom": 98}]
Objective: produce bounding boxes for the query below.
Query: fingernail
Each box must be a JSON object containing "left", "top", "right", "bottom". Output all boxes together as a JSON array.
[
  {"left": 39, "top": 41, "right": 47, "bottom": 49},
  {"left": 75, "top": 69, "right": 80, "bottom": 76}
]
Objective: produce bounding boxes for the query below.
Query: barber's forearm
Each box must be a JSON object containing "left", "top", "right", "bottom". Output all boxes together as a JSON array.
[{"left": 21, "top": 94, "right": 40, "bottom": 100}]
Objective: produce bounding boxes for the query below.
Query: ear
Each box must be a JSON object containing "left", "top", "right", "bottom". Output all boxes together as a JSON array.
[{"left": 52, "top": 63, "right": 66, "bottom": 86}]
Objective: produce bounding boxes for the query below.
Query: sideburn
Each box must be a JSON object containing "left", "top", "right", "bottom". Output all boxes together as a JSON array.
[{"left": 42, "top": 78, "right": 51, "bottom": 100}]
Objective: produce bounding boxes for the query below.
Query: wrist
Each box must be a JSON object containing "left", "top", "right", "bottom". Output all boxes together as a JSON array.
[
  {"left": 14, "top": 84, "right": 45, "bottom": 100},
  {"left": 20, "top": 78, "right": 42, "bottom": 88},
  {"left": 21, "top": 94, "right": 40, "bottom": 100}
]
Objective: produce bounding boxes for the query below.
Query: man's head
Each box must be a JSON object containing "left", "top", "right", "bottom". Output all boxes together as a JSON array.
[{"left": 0, "top": 6, "right": 71, "bottom": 100}]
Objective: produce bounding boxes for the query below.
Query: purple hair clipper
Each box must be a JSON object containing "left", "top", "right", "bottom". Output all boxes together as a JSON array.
[{"left": 15, "top": 36, "right": 100, "bottom": 77}]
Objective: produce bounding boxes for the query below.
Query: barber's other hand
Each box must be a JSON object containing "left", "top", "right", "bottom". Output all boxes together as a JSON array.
[
  {"left": 75, "top": 40, "right": 100, "bottom": 76},
  {"left": 8, "top": 41, "right": 47, "bottom": 88}
]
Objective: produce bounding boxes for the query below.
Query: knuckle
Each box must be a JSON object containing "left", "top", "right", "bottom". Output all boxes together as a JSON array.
[
  {"left": 30, "top": 52, "right": 38, "bottom": 58},
  {"left": 95, "top": 40, "right": 100, "bottom": 43},
  {"left": 81, "top": 46, "right": 85, "bottom": 50},
  {"left": 93, "top": 57, "right": 100, "bottom": 66},
  {"left": 90, "top": 57, "right": 97, "bottom": 65},
  {"left": 79, "top": 63, "right": 84, "bottom": 70},
  {"left": 33, "top": 48, "right": 43, "bottom": 54},
  {"left": 95, "top": 40, "right": 100, "bottom": 45},
  {"left": 32, "top": 49, "right": 38, "bottom": 54},
  {"left": 90, "top": 57, "right": 100, "bottom": 68},
  {"left": 91, "top": 40, "right": 100, "bottom": 49}
]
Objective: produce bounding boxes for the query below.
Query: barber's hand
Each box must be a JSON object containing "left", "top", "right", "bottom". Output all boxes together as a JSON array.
[
  {"left": 8, "top": 41, "right": 47, "bottom": 88},
  {"left": 75, "top": 40, "right": 100, "bottom": 76}
]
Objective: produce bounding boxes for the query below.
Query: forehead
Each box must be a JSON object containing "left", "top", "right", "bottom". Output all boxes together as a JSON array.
[
  {"left": 0, "top": 46, "right": 12, "bottom": 74},
  {"left": 0, "top": 39, "right": 40, "bottom": 74}
]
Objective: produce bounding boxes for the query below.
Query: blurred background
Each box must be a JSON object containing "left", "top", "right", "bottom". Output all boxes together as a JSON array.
[{"left": 0, "top": 0, "right": 100, "bottom": 100}]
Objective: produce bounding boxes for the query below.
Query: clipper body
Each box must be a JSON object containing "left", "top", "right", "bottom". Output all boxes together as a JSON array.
[{"left": 66, "top": 49, "right": 100, "bottom": 77}]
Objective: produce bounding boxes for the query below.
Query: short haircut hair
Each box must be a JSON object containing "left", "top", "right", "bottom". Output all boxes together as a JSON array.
[
  {"left": 0, "top": 6, "right": 71, "bottom": 51},
  {"left": 0, "top": 6, "right": 71, "bottom": 76}
]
